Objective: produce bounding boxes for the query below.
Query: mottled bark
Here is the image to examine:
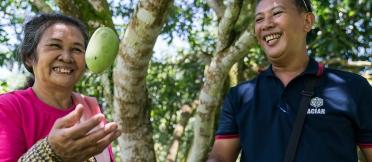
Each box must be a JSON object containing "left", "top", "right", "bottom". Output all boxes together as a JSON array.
[
  {"left": 206, "top": 0, "right": 225, "bottom": 20},
  {"left": 187, "top": 31, "right": 255, "bottom": 162},
  {"left": 29, "top": 0, "right": 53, "bottom": 13},
  {"left": 55, "top": 0, "right": 115, "bottom": 33},
  {"left": 186, "top": 0, "right": 256, "bottom": 161},
  {"left": 113, "top": 0, "right": 173, "bottom": 161},
  {"left": 229, "top": 63, "right": 239, "bottom": 86},
  {"left": 217, "top": 0, "right": 242, "bottom": 51},
  {"left": 166, "top": 101, "right": 198, "bottom": 162}
]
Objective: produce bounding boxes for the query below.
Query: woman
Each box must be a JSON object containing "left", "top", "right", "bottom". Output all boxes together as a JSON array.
[{"left": 0, "top": 14, "right": 121, "bottom": 162}]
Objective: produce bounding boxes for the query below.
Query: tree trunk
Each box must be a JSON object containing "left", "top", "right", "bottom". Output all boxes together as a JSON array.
[
  {"left": 112, "top": 0, "right": 173, "bottom": 161},
  {"left": 166, "top": 101, "right": 198, "bottom": 162},
  {"left": 186, "top": 0, "right": 256, "bottom": 161}
]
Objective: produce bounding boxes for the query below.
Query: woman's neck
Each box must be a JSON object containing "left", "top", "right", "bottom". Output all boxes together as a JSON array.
[{"left": 32, "top": 82, "right": 73, "bottom": 109}]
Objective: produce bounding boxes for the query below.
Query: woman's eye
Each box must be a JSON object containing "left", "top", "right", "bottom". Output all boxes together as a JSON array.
[
  {"left": 48, "top": 44, "right": 61, "bottom": 48},
  {"left": 72, "top": 48, "right": 84, "bottom": 53}
]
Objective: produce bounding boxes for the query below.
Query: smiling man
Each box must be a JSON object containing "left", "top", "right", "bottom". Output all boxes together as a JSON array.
[{"left": 207, "top": 0, "right": 372, "bottom": 162}]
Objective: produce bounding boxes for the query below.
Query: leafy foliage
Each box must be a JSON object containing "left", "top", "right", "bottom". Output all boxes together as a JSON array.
[
  {"left": 148, "top": 52, "right": 204, "bottom": 161},
  {"left": 308, "top": 0, "right": 371, "bottom": 62}
]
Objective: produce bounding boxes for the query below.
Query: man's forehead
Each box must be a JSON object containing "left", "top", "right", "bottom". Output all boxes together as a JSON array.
[{"left": 256, "top": 0, "right": 281, "bottom": 14}]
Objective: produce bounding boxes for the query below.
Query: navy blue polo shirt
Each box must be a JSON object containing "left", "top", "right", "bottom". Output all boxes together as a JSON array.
[{"left": 216, "top": 58, "right": 372, "bottom": 162}]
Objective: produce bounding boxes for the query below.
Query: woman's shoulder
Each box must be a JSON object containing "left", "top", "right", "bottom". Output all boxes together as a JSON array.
[{"left": 0, "top": 88, "right": 33, "bottom": 105}]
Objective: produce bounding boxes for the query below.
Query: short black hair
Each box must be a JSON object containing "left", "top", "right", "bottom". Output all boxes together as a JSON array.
[
  {"left": 255, "top": 0, "right": 313, "bottom": 12},
  {"left": 18, "top": 13, "right": 88, "bottom": 74}
]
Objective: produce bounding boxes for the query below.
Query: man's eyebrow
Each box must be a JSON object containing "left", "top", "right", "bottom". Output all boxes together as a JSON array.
[
  {"left": 255, "top": 5, "right": 286, "bottom": 16},
  {"left": 47, "top": 38, "right": 62, "bottom": 42}
]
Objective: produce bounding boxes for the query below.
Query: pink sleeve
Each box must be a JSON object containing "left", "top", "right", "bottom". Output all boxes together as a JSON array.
[
  {"left": 73, "top": 93, "right": 115, "bottom": 162},
  {"left": 0, "top": 102, "right": 26, "bottom": 162}
]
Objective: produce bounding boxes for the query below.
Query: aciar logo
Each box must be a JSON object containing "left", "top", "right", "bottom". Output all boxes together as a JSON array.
[{"left": 307, "top": 97, "right": 326, "bottom": 115}]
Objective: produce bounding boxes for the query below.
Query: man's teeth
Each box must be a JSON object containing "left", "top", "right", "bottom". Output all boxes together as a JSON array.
[
  {"left": 265, "top": 33, "right": 281, "bottom": 42},
  {"left": 53, "top": 67, "right": 72, "bottom": 74}
]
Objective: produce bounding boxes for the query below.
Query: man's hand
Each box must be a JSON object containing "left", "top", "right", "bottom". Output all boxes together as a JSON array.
[{"left": 48, "top": 104, "right": 121, "bottom": 162}]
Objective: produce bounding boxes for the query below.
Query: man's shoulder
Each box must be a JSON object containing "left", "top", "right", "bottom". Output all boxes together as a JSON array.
[
  {"left": 226, "top": 76, "right": 261, "bottom": 100},
  {"left": 233, "top": 76, "right": 259, "bottom": 91},
  {"left": 324, "top": 68, "right": 370, "bottom": 85}
]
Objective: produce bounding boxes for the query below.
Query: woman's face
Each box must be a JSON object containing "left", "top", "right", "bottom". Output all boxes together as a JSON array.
[
  {"left": 30, "top": 23, "right": 86, "bottom": 89},
  {"left": 254, "top": 0, "right": 311, "bottom": 61}
]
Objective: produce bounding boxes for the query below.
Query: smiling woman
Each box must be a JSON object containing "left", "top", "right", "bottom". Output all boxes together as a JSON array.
[
  {"left": 31, "top": 23, "right": 86, "bottom": 94},
  {"left": 0, "top": 14, "right": 121, "bottom": 162}
]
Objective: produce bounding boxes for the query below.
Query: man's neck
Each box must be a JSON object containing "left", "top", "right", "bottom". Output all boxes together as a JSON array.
[
  {"left": 271, "top": 55, "right": 309, "bottom": 86},
  {"left": 32, "top": 82, "right": 73, "bottom": 109}
]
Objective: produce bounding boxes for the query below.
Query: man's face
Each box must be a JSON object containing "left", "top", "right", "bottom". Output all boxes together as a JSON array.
[
  {"left": 30, "top": 23, "right": 86, "bottom": 89},
  {"left": 254, "top": 0, "right": 311, "bottom": 61}
]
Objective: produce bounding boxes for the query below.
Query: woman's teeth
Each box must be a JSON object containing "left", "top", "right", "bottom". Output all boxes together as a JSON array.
[{"left": 53, "top": 67, "right": 72, "bottom": 74}]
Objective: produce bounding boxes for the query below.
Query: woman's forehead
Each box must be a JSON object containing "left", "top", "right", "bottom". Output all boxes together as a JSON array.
[{"left": 41, "top": 23, "right": 84, "bottom": 44}]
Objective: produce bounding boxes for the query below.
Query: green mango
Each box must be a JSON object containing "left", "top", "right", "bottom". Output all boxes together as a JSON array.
[{"left": 85, "top": 27, "right": 119, "bottom": 73}]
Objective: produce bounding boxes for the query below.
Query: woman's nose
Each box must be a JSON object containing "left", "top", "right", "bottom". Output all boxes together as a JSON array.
[{"left": 58, "top": 50, "right": 73, "bottom": 63}]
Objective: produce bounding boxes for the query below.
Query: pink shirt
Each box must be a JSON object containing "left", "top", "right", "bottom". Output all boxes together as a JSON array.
[{"left": 0, "top": 88, "right": 113, "bottom": 162}]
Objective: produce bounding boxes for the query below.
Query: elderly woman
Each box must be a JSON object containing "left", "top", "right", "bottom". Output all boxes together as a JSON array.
[{"left": 0, "top": 14, "right": 121, "bottom": 162}]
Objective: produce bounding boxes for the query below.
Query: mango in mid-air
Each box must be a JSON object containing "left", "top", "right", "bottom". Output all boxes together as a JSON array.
[{"left": 85, "top": 27, "right": 119, "bottom": 73}]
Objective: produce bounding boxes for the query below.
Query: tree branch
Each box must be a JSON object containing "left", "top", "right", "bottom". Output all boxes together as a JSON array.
[
  {"left": 166, "top": 101, "right": 198, "bottom": 162},
  {"left": 221, "top": 30, "right": 256, "bottom": 70},
  {"left": 29, "top": 0, "right": 53, "bottom": 13},
  {"left": 217, "top": 0, "right": 243, "bottom": 52},
  {"left": 322, "top": 59, "right": 372, "bottom": 68},
  {"left": 55, "top": 0, "right": 115, "bottom": 33},
  {"left": 206, "top": 0, "right": 225, "bottom": 20}
]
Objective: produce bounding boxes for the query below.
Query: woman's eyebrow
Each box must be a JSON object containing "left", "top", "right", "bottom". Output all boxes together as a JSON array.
[{"left": 73, "top": 42, "right": 85, "bottom": 49}]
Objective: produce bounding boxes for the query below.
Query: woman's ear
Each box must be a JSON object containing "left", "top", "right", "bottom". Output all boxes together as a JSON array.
[
  {"left": 25, "top": 55, "right": 35, "bottom": 70},
  {"left": 304, "top": 12, "right": 315, "bottom": 32}
]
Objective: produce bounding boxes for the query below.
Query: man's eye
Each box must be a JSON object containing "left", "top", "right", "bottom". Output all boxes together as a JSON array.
[
  {"left": 273, "top": 11, "right": 283, "bottom": 16},
  {"left": 255, "top": 17, "right": 263, "bottom": 23}
]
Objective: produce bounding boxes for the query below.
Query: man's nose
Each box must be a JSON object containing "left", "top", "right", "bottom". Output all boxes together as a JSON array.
[{"left": 262, "top": 17, "right": 275, "bottom": 30}]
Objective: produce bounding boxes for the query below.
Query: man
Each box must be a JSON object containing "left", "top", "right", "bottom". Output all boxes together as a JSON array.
[{"left": 207, "top": 0, "right": 372, "bottom": 161}]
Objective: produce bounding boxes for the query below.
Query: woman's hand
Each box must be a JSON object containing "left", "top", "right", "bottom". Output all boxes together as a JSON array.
[{"left": 47, "top": 104, "right": 121, "bottom": 162}]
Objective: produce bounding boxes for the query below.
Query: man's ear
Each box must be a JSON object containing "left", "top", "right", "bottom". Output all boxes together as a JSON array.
[{"left": 304, "top": 12, "right": 315, "bottom": 32}]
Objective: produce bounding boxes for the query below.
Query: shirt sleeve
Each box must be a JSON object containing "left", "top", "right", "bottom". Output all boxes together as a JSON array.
[
  {"left": 215, "top": 88, "right": 239, "bottom": 139},
  {"left": 0, "top": 101, "right": 26, "bottom": 162},
  {"left": 355, "top": 78, "right": 372, "bottom": 148},
  {"left": 18, "top": 138, "right": 97, "bottom": 162},
  {"left": 18, "top": 138, "right": 62, "bottom": 162}
]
